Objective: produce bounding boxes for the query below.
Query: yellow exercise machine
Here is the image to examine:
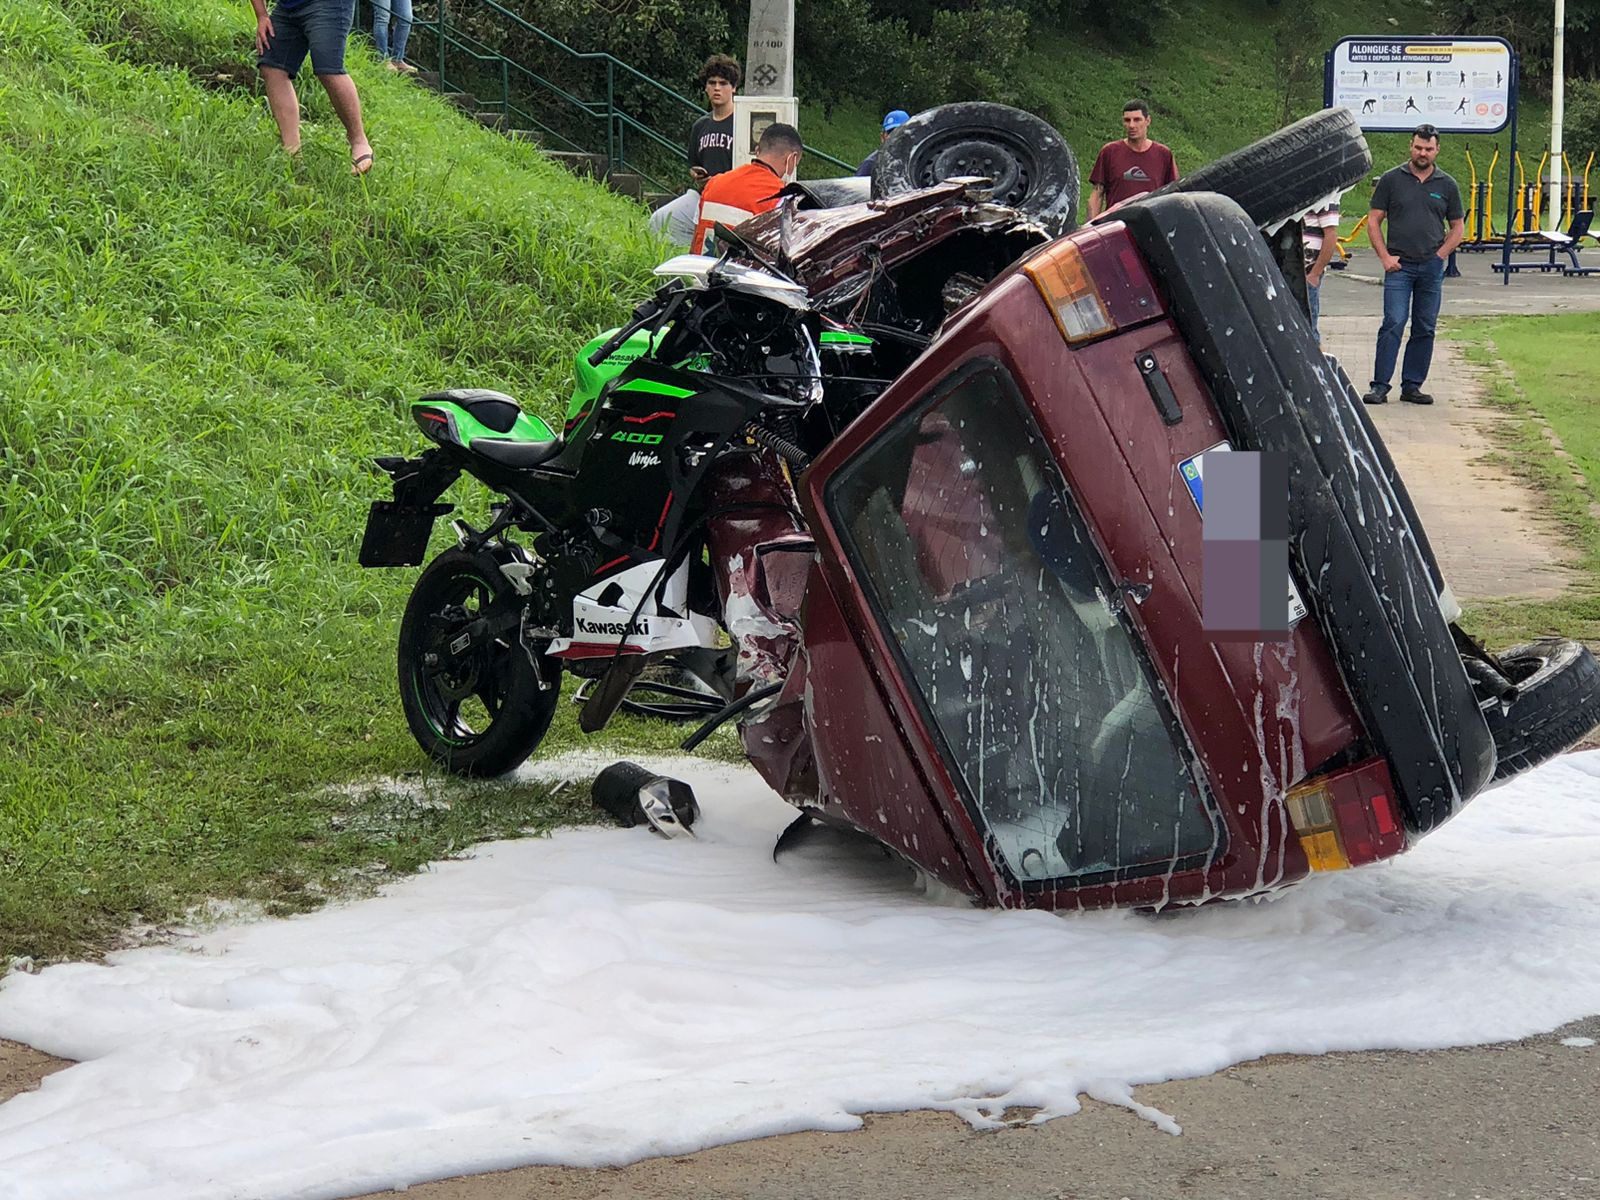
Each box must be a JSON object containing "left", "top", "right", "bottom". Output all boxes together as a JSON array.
[{"left": 1460, "top": 146, "right": 1502, "bottom": 249}]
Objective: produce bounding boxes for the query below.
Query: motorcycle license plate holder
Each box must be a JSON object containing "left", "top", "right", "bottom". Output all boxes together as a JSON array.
[{"left": 359, "top": 500, "right": 455, "bottom": 567}]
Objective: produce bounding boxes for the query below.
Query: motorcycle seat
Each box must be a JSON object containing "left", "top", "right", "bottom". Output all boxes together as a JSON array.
[
  {"left": 419, "top": 388, "right": 565, "bottom": 469},
  {"left": 467, "top": 436, "right": 565, "bottom": 469},
  {"left": 421, "top": 388, "right": 524, "bottom": 433}
]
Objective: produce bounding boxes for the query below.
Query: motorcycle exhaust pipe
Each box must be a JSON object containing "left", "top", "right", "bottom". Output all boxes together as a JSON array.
[{"left": 592, "top": 761, "right": 701, "bottom": 838}]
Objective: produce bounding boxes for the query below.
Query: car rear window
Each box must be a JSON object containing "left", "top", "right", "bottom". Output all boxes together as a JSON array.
[{"left": 827, "top": 360, "right": 1218, "bottom": 885}]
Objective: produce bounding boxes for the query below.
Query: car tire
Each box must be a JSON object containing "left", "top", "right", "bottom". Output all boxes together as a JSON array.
[
  {"left": 1482, "top": 639, "right": 1600, "bottom": 781},
  {"left": 872, "top": 102, "right": 1079, "bottom": 234},
  {"left": 1114, "top": 191, "right": 1495, "bottom": 830},
  {"left": 1324, "top": 352, "right": 1447, "bottom": 597},
  {"left": 1127, "top": 107, "right": 1372, "bottom": 230}
]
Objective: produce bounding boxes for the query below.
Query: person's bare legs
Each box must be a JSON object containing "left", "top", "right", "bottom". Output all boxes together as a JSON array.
[
  {"left": 317, "top": 73, "right": 373, "bottom": 173},
  {"left": 259, "top": 66, "right": 302, "bottom": 153}
]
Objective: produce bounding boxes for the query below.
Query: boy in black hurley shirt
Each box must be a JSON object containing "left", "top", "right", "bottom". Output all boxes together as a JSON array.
[
  {"left": 651, "top": 54, "right": 741, "bottom": 245},
  {"left": 688, "top": 54, "right": 739, "bottom": 183}
]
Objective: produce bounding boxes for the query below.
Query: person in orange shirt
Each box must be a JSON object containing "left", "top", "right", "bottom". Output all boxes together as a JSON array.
[{"left": 691, "top": 123, "right": 804, "bottom": 254}]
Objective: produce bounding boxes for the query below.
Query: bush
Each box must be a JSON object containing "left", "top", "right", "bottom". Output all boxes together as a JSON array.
[
  {"left": 804, "top": 0, "right": 1044, "bottom": 117},
  {"left": 1564, "top": 79, "right": 1600, "bottom": 173}
]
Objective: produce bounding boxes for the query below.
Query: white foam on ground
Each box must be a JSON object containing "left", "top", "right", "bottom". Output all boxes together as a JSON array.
[{"left": 3, "top": 751, "right": 1600, "bottom": 1200}]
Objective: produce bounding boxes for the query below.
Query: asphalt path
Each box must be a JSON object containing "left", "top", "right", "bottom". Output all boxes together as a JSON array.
[{"left": 1317, "top": 266, "right": 1583, "bottom": 602}]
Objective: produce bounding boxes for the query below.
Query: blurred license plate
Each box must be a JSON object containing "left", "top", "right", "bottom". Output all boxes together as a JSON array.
[{"left": 1178, "top": 442, "right": 1308, "bottom": 626}]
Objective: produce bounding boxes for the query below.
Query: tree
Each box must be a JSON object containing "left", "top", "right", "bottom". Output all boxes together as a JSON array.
[
  {"left": 1268, "top": 4, "right": 1334, "bottom": 126},
  {"left": 1439, "top": 0, "right": 1600, "bottom": 90}
]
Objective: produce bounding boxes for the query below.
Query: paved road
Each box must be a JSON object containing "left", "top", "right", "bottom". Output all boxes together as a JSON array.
[
  {"left": 6, "top": 1016, "right": 1600, "bottom": 1200},
  {"left": 1330, "top": 248, "right": 1600, "bottom": 316},
  {"left": 345, "top": 1022, "right": 1600, "bottom": 1200},
  {"left": 1317, "top": 269, "right": 1580, "bottom": 601}
]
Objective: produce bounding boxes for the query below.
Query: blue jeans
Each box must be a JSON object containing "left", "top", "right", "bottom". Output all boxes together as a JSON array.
[
  {"left": 258, "top": 0, "right": 355, "bottom": 77},
  {"left": 1307, "top": 280, "right": 1322, "bottom": 342},
  {"left": 1372, "top": 257, "right": 1445, "bottom": 392},
  {"left": 372, "top": 0, "right": 413, "bottom": 61}
]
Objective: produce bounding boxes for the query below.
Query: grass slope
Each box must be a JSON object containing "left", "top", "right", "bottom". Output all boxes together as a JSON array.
[{"left": 0, "top": 0, "right": 691, "bottom": 961}]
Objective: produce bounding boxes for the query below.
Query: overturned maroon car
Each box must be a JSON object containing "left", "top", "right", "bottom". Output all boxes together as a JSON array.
[{"left": 363, "top": 106, "right": 1600, "bottom": 910}]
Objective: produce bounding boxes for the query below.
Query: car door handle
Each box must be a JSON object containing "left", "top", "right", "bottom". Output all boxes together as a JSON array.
[{"left": 1136, "top": 352, "right": 1183, "bottom": 425}]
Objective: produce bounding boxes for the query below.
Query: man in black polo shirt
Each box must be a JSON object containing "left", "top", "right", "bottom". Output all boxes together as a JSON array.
[{"left": 1362, "top": 124, "right": 1465, "bottom": 405}]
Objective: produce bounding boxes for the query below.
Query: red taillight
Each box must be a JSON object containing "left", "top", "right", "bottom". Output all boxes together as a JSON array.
[
  {"left": 1021, "top": 225, "right": 1165, "bottom": 346},
  {"left": 413, "top": 407, "right": 453, "bottom": 441},
  {"left": 1285, "top": 758, "right": 1408, "bottom": 870}
]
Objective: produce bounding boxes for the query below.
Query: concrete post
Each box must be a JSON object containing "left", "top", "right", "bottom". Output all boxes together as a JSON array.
[
  {"left": 745, "top": 0, "right": 795, "bottom": 97},
  {"left": 733, "top": 0, "right": 798, "bottom": 166},
  {"left": 1550, "top": 0, "right": 1566, "bottom": 231}
]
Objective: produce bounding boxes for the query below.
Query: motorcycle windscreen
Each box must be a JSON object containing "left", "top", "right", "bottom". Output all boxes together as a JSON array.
[{"left": 826, "top": 360, "right": 1217, "bottom": 887}]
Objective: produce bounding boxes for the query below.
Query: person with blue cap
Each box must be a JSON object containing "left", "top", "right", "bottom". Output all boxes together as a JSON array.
[{"left": 856, "top": 109, "right": 911, "bottom": 177}]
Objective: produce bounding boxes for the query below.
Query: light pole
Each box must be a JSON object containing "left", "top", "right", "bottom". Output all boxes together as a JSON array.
[{"left": 1550, "top": 0, "right": 1566, "bottom": 231}]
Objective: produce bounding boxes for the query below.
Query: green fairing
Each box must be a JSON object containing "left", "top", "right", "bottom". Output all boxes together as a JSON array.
[
  {"left": 615, "top": 379, "right": 693, "bottom": 399},
  {"left": 413, "top": 401, "right": 556, "bottom": 447},
  {"left": 568, "top": 328, "right": 668, "bottom": 426}
]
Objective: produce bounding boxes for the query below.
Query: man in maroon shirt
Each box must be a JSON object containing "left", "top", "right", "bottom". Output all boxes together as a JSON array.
[{"left": 1087, "top": 100, "right": 1179, "bottom": 218}]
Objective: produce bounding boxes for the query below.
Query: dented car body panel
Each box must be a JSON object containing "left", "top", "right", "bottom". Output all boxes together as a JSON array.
[{"left": 734, "top": 198, "right": 1490, "bottom": 908}]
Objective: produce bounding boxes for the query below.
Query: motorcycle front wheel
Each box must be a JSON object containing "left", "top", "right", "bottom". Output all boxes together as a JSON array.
[{"left": 397, "top": 548, "right": 561, "bottom": 777}]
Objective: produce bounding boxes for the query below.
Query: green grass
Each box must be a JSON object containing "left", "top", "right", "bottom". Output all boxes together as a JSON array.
[
  {"left": 0, "top": 0, "right": 711, "bottom": 963},
  {"left": 1445, "top": 313, "right": 1600, "bottom": 650}
]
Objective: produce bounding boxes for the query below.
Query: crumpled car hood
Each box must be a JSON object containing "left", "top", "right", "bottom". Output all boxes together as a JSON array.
[{"left": 740, "top": 178, "right": 1049, "bottom": 293}]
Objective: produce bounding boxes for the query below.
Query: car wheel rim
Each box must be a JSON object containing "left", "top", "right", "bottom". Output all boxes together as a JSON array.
[{"left": 912, "top": 132, "right": 1035, "bottom": 208}]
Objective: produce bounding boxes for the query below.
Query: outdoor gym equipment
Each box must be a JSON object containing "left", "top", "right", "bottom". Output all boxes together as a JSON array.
[
  {"left": 1461, "top": 146, "right": 1502, "bottom": 251},
  {"left": 1503, "top": 151, "right": 1542, "bottom": 236},
  {"left": 1493, "top": 207, "right": 1595, "bottom": 275}
]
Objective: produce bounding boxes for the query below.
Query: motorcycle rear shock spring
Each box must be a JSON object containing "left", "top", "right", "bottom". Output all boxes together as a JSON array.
[{"left": 745, "top": 422, "right": 810, "bottom": 469}]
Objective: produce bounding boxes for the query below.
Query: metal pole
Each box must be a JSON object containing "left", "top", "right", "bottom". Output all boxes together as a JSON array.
[
  {"left": 606, "top": 59, "right": 616, "bottom": 172},
  {"left": 438, "top": 0, "right": 448, "bottom": 85},
  {"left": 1550, "top": 0, "right": 1566, "bottom": 231},
  {"left": 1502, "top": 53, "right": 1520, "bottom": 285}
]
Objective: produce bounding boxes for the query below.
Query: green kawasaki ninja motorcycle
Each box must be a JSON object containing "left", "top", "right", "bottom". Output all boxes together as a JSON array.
[{"left": 359, "top": 248, "right": 892, "bottom": 776}]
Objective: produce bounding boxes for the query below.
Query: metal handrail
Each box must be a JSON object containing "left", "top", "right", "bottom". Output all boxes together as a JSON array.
[
  {"left": 370, "top": 0, "right": 856, "bottom": 183},
  {"left": 423, "top": 25, "right": 590, "bottom": 155},
  {"left": 424, "top": 20, "right": 683, "bottom": 191},
  {"left": 453, "top": 0, "right": 858, "bottom": 173},
  {"left": 465, "top": 0, "right": 711, "bottom": 123}
]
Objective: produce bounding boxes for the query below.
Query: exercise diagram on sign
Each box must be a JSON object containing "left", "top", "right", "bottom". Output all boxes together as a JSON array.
[{"left": 1326, "top": 36, "right": 1512, "bottom": 135}]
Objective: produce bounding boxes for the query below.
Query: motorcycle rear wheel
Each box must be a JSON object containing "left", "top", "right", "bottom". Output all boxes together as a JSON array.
[{"left": 397, "top": 548, "right": 560, "bottom": 777}]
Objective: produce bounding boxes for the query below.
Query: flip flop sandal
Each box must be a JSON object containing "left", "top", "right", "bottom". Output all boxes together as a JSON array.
[{"left": 352, "top": 152, "right": 374, "bottom": 176}]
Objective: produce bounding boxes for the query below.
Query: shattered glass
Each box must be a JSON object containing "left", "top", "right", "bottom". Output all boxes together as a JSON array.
[{"left": 831, "top": 363, "right": 1215, "bottom": 882}]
